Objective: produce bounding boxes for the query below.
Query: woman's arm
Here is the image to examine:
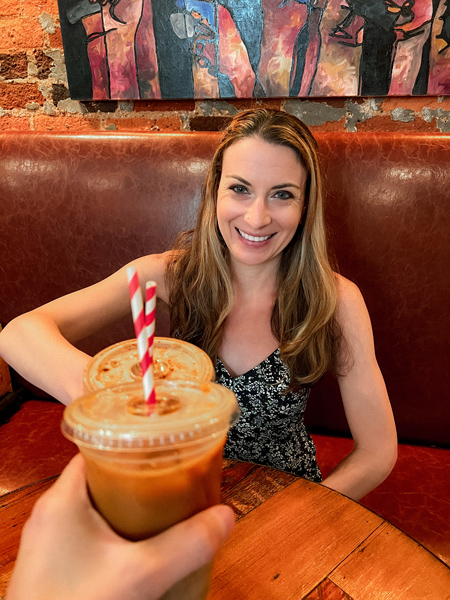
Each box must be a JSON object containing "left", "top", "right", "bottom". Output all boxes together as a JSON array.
[
  {"left": 0, "top": 254, "right": 169, "bottom": 406},
  {"left": 320, "top": 276, "right": 398, "bottom": 501}
]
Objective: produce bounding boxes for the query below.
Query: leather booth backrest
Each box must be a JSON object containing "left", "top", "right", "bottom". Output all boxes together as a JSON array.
[{"left": 0, "top": 132, "right": 449, "bottom": 447}]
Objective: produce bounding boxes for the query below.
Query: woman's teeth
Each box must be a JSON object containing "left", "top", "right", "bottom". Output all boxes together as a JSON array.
[{"left": 237, "top": 229, "right": 272, "bottom": 242}]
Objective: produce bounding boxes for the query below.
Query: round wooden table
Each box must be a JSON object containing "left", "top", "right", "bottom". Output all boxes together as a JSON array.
[
  {"left": 1, "top": 459, "right": 449, "bottom": 599},
  {"left": 215, "top": 461, "right": 450, "bottom": 599}
]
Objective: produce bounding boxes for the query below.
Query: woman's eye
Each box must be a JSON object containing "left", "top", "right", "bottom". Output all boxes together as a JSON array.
[
  {"left": 230, "top": 185, "right": 248, "bottom": 194},
  {"left": 273, "top": 190, "right": 294, "bottom": 200}
]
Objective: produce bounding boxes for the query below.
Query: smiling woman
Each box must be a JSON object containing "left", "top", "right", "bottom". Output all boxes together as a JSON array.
[
  {"left": 166, "top": 109, "right": 397, "bottom": 499},
  {"left": 168, "top": 109, "right": 336, "bottom": 392}
]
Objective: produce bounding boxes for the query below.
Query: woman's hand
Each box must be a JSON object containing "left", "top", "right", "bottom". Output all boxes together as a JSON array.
[{"left": 6, "top": 454, "right": 235, "bottom": 600}]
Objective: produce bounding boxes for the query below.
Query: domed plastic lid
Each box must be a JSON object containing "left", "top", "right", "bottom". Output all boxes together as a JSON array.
[
  {"left": 83, "top": 337, "right": 215, "bottom": 391},
  {"left": 62, "top": 380, "right": 240, "bottom": 450}
]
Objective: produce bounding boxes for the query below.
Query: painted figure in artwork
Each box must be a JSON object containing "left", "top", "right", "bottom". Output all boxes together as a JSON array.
[
  {"left": 330, "top": 0, "right": 442, "bottom": 95},
  {"left": 167, "top": 0, "right": 260, "bottom": 98},
  {"left": 62, "top": 0, "right": 160, "bottom": 99},
  {"left": 388, "top": 0, "right": 440, "bottom": 95},
  {"left": 286, "top": 0, "right": 329, "bottom": 97}
]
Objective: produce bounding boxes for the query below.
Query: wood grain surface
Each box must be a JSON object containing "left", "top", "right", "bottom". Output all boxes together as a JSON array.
[
  {"left": 211, "top": 476, "right": 384, "bottom": 599},
  {"left": 0, "top": 477, "right": 57, "bottom": 595},
  {"left": 1, "top": 460, "right": 449, "bottom": 600}
]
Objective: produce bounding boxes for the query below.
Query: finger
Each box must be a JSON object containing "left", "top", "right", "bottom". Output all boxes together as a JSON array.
[
  {"left": 136, "top": 505, "right": 235, "bottom": 592},
  {"left": 10, "top": 455, "right": 90, "bottom": 586}
]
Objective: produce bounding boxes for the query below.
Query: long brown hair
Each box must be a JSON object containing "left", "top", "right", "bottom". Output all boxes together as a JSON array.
[{"left": 167, "top": 109, "right": 340, "bottom": 390}]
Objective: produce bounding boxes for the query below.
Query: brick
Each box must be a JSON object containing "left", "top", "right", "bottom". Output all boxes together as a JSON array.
[
  {"left": 33, "top": 113, "right": 102, "bottom": 131},
  {"left": 33, "top": 49, "right": 54, "bottom": 79},
  {"left": 82, "top": 101, "right": 118, "bottom": 114},
  {"left": 355, "top": 115, "right": 436, "bottom": 133},
  {"left": 0, "top": 17, "right": 44, "bottom": 51},
  {"left": 381, "top": 96, "right": 449, "bottom": 113},
  {"left": 151, "top": 115, "right": 181, "bottom": 131},
  {"left": 103, "top": 114, "right": 181, "bottom": 131},
  {"left": 0, "top": 114, "right": 33, "bottom": 130},
  {"left": 189, "top": 115, "right": 231, "bottom": 131},
  {"left": 308, "top": 120, "right": 347, "bottom": 133},
  {"left": 23, "top": 0, "right": 59, "bottom": 17},
  {"left": 0, "top": 52, "right": 28, "bottom": 79},
  {"left": 51, "top": 83, "right": 70, "bottom": 104},
  {"left": 48, "top": 28, "right": 63, "bottom": 50},
  {"left": 0, "top": 82, "right": 44, "bottom": 109},
  {"left": 0, "top": 0, "right": 20, "bottom": 17},
  {"left": 231, "top": 98, "right": 283, "bottom": 111}
]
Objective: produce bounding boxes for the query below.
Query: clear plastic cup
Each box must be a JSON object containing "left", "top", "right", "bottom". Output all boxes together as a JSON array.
[
  {"left": 61, "top": 380, "right": 240, "bottom": 600},
  {"left": 83, "top": 337, "right": 215, "bottom": 391}
]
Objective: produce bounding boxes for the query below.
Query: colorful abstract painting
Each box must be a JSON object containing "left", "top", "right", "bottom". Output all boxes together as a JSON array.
[{"left": 58, "top": 0, "right": 450, "bottom": 100}]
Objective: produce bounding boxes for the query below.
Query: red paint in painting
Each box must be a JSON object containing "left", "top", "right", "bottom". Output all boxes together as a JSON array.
[
  {"left": 389, "top": 0, "right": 435, "bottom": 95},
  {"left": 429, "top": 0, "right": 450, "bottom": 94},
  {"left": 297, "top": 1, "right": 327, "bottom": 97},
  {"left": 392, "top": 0, "right": 432, "bottom": 35},
  {"left": 258, "top": 0, "right": 308, "bottom": 96},
  {"left": 62, "top": 0, "right": 450, "bottom": 100},
  {"left": 218, "top": 4, "right": 255, "bottom": 97},
  {"left": 135, "top": 0, "right": 161, "bottom": 98},
  {"left": 82, "top": 12, "right": 110, "bottom": 100},
  {"left": 102, "top": 0, "right": 141, "bottom": 99}
]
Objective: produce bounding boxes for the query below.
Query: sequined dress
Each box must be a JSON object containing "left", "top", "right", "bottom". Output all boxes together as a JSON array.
[{"left": 215, "top": 349, "right": 322, "bottom": 482}]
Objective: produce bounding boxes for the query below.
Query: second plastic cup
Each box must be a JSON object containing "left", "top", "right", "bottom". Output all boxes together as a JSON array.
[
  {"left": 61, "top": 379, "right": 240, "bottom": 600},
  {"left": 83, "top": 337, "right": 215, "bottom": 391}
]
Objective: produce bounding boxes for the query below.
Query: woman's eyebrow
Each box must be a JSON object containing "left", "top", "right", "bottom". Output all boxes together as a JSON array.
[
  {"left": 272, "top": 183, "right": 301, "bottom": 190},
  {"left": 225, "top": 175, "right": 251, "bottom": 185},
  {"left": 225, "top": 175, "right": 301, "bottom": 190}
]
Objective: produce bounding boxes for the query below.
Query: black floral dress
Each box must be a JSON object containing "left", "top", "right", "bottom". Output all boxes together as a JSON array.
[{"left": 215, "top": 349, "right": 322, "bottom": 482}]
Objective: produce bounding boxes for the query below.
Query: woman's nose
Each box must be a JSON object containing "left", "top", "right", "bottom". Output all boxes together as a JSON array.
[{"left": 244, "top": 197, "right": 271, "bottom": 229}]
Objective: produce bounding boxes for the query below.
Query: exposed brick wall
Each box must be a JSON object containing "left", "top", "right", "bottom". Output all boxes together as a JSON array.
[{"left": 1, "top": 1, "right": 449, "bottom": 133}]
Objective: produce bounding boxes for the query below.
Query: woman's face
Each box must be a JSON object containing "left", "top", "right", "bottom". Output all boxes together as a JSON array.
[{"left": 216, "top": 136, "right": 307, "bottom": 271}]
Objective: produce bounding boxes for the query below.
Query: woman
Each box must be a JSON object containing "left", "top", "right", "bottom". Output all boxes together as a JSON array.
[{"left": 0, "top": 109, "right": 397, "bottom": 500}]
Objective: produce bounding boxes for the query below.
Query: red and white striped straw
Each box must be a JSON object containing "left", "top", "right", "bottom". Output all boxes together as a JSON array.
[
  {"left": 145, "top": 280, "right": 157, "bottom": 405},
  {"left": 126, "top": 267, "right": 156, "bottom": 409}
]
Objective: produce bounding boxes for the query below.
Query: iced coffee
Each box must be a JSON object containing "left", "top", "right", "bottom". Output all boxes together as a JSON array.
[{"left": 62, "top": 380, "right": 239, "bottom": 600}]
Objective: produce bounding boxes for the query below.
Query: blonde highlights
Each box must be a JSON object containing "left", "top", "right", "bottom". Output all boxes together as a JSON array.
[{"left": 167, "top": 109, "right": 339, "bottom": 390}]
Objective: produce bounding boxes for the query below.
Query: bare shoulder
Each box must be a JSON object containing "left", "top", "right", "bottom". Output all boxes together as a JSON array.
[
  {"left": 133, "top": 251, "right": 171, "bottom": 277},
  {"left": 336, "top": 275, "right": 375, "bottom": 368},
  {"left": 335, "top": 274, "right": 368, "bottom": 315},
  {"left": 335, "top": 273, "right": 362, "bottom": 300},
  {"left": 334, "top": 273, "right": 374, "bottom": 334},
  {"left": 130, "top": 251, "right": 173, "bottom": 301}
]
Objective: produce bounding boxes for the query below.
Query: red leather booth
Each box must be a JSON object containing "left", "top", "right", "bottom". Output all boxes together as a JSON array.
[{"left": 1, "top": 131, "right": 448, "bottom": 445}]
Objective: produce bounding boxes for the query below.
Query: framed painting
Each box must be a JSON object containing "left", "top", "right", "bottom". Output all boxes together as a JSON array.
[{"left": 57, "top": 0, "right": 450, "bottom": 100}]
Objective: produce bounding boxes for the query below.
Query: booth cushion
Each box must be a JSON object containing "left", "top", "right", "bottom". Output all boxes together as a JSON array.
[{"left": 0, "top": 131, "right": 449, "bottom": 447}]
